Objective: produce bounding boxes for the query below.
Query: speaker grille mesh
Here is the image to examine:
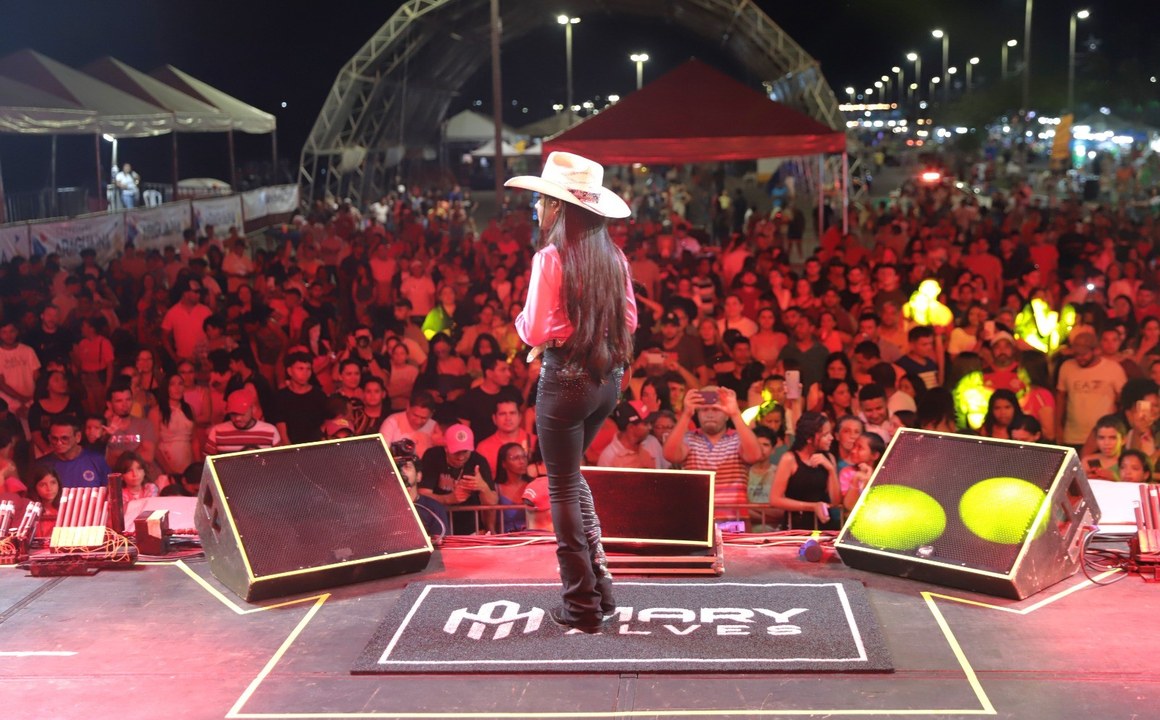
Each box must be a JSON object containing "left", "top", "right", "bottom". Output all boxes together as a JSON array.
[
  {"left": 846, "top": 432, "right": 1068, "bottom": 574},
  {"left": 210, "top": 437, "right": 427, "bottom": 578}
]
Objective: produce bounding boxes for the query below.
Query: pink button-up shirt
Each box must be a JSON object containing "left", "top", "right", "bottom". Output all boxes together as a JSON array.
[{"left": 515, "top": 244, "right": 638, "bottom": 347}]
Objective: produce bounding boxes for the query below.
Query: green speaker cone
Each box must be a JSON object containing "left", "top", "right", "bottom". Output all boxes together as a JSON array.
[
  {"left": 959, "top": 476, "right": 1047, "bottom": 545},
  {"left": 849, "top": 484, "right": 947, "bottom": 551}
]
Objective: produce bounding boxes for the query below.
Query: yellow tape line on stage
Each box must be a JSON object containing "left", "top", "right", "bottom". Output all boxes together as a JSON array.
[{"left": 162, "top": 559, "right": 1118, "bottom": 719}]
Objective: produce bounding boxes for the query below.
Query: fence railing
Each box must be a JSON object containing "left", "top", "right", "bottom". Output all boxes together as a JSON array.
[{"left": 440, "top": 503, "right": 832, "bottom": 536}]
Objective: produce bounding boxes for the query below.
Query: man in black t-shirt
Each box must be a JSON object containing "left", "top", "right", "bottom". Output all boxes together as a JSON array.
[
  {"left": 455, "top": 355, "right": 521, "bottom": 439},
  {"left": 274, "top": 351, "right": 328, "bottom": 445},
  {"left": 418, "top": 423, "right": 497, "bottom": 534}
]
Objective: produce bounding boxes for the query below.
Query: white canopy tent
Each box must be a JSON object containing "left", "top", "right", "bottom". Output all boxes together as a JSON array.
[
  {"left": 84, "top": 57, "right": 234, "bottom": 192},
  {"left": 0, "top": 75, "right": 98, "bottom": 223},
  {"left": 468, "top": 138, "right": 542, "bottom": 157},
  {"left": 0, "top": 49, "right": 175, "bottom": 215},
  {"left": 444, "top": 109, "right": 516, "bottom": 144},
  {"left": 0, "top": 50, "right": 173, "bottom": 138},
  {"left": 149, "top": 64, "right": 277, "bottom": 188},
  {"left": 0, "top": 75, "right": 97, "bottom": 134}
]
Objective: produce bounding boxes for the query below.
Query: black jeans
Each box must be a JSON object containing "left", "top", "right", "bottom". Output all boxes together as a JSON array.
[{"left": 535, "top": 348, "right": 622, "bottom": 625}]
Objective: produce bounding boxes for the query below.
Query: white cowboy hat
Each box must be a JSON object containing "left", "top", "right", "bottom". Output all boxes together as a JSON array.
[{"left": 505, "top": 151, "right": 630, "bottom": 219}]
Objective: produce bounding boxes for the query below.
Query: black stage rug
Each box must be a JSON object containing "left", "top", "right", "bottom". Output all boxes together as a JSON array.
[{"left": 352, "top": 579, "right": 893, "bottom": 674}]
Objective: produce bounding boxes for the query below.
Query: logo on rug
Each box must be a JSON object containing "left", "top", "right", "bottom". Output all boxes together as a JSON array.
[
  {"left": 444, "top": 600, "right": 544, "bottom": 640},
  {"left": 355, "top": 581, "right": 894, "bottom": 674}
]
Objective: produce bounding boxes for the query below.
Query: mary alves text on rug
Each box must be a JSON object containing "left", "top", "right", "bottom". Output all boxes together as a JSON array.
[{"left": 353, "top": 579, "right": 893, "bottom": 674}]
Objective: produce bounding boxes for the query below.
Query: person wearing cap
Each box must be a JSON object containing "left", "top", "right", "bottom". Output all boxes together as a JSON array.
[
  {"left": 322, "top": 417, "right": 354, "bottom": 440},
  {"left": 983, "top": 330, "right": 1021, "bottom": 393},
  {"left": 205, "top": 390, "right": 281, "bottom": 455},
  {"left": 655, "top": 309, "right": 704, "bottom": 375},
  {"left": 1056, "top": 330, "right": 1126, "bottom": 449},
  {"left": 521, "top": 476, "right": 554, "bottom": 532},
  {"left": 417, "top": 423, "right": 496, "bottom": 535},
  {"left": 597, "top": 401, "right": 660, "bottom": 469},
  {"left": 508, "top": 151, "right": 638, "bottom": 634}
]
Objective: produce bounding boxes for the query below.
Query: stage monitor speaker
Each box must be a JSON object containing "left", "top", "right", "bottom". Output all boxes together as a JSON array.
[
  {"left": 835, "top": 429, "right": 1100, "bottom": 599},
  {"left": 196, "top": 436, "right": 433, "bottom": 601},
  {"left": 582, "top": 466, "right": 715, "bottom": 550}
]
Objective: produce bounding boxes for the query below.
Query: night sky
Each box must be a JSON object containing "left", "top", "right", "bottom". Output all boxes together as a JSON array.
[{"left": 1, "top": 0, "right": 1156, "bottom": 192}]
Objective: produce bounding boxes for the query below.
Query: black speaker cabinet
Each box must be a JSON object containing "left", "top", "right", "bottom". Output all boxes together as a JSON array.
[
  {"left": 835, "top": 429, "right": 1100, "bottom": 599},
  {"left": 196, "top": 436, "right": 433, "bottom": 601},
  {"left": 582, "top": 466, "right": 715, "bottom": 550}
]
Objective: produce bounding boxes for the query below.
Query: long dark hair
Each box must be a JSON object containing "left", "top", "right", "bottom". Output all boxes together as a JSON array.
[
  {"left": 791, "top": 411, "right": 830, "bottom": 452},
  {"left": 542, "top": 200, "right": 634, "bottom": 376},
  {"left": 982, "top": 388, "right": 1024, "bottom": 436},
  {"left": 155, "top": 372, "right": 194, "bottom": 427}
]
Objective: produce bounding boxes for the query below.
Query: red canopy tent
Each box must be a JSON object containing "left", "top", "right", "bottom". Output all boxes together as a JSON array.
[{"left": 543, "top": 59, "right": 846, "bottom": 164}]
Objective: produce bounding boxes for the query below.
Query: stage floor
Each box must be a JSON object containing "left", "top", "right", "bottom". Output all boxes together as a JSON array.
[{"left": 1, "top": 539, "right": 1156, "bottom": 720}]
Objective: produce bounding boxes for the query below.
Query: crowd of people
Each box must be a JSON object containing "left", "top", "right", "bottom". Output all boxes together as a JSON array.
[{"left": 2, "top": 152, "right": 1159, "bottom": 539}]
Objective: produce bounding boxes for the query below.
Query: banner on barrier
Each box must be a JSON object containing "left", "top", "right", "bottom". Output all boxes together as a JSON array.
[
  {"left": 126, "top": 203, "right": 192, "bottom": 253},
  {"left": 30, "top": 214, "right": 124, "bottom": 268},
  {"left": 241, "top": 184, "right": 299, "bottom": 222},
  {"left": 192, "top": 195, "right": 244, "bottom": 235},
  {"left": 242, "top": 189, "right": 266, "bottom": 222},
  {"left": 0, "top": 224, "right": 29, "bottom": 263},
  {"left": 265, "top": 184, "right": 299, "bottom": 215}
]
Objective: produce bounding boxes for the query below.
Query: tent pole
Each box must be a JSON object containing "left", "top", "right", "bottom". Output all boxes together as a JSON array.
[
  {"left": 816, "top": 154, "right": 824, "bottom": 248},
  {"left": 0, "top": 148, "right": 7, "bottom": 225},
  {"left": 93, "top": 134, "right": 101, "bottom": 213},
  {"left": 172, "top": 133, "right": 180, "bottom": 201},
  {"left": 490, "top": 0, "right": 505, "bottom": 204},
  {"left": 52, "top": 135, "right": 59, "bottom": 216},
  {"left": 842, "top": 151, "right": 849, "bottom": 235},
  {"left": 227, "top": 129, "right": 237, "bottom": 190},
  {"left": 271, "top": 128, "right": 278, "bottom": 184}
]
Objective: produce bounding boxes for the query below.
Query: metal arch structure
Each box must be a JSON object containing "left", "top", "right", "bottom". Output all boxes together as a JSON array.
[{"left": 299, "top": 0, "right": 846, "bottom": 208}]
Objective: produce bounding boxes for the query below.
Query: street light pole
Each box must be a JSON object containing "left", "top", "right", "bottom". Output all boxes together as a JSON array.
[
  {"left": 930, "top": 76, "right": 940, "bottom": 102},
  {"left": 892, "top": 66, "right": 904, "bottom": 104},
  {"left": 1068, "top": 9, "right": 1090, "bottom": 113},
  {"left": 907, "top": 52, "right": 922, "bottom": 108},
  {"left": 558, "top": 15, "right": 580, "bottom": 124},
  {"left": 630, "top": 52, "right": 649, "bottom": 90},
  {"left": 1002, "top": 39, "right": 1017, "bottom": 80},
  {"left": 1022, "top": 0, "right": 1033, "bottom": 111},
  {"left": 875, "top": 81, "right": 884, "bottom": 104},
  {"left": 932, "top": 29, "right": 949, "bottom": 104},
  {"left": 967, "top": 57, "right": 979, "bottom": 91}
]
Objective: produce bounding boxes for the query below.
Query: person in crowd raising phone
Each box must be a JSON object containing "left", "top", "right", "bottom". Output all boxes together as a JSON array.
[{"left": 663, "top": 385, "right": 764, "bottom": 519}]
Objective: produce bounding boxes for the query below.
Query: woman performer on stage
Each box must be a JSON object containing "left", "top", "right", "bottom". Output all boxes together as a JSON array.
[{"left": 508, "top": 152, "right": 637, "bottom": 633}]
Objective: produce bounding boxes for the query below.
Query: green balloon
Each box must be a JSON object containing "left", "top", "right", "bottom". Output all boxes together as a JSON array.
[
  {"left": 849, "top": 485, "right": 947, "bottom": 551},
  {"left": 959, "top": 477, "right": 1047, "bottom": 545}
]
